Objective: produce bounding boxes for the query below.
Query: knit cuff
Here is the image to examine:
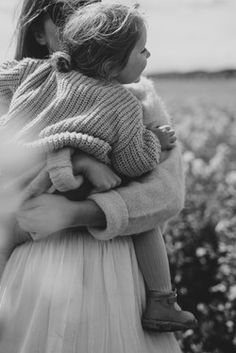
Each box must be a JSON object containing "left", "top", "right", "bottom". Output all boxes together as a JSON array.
[
  {"left": 35, "top": 131, "right": 112, "bottom": 165},
  {"left": 88, "top": 190, "right": 129, "bottom": 240},
  {"left": 47, "top": 149, "right": 83, "bottom": 192}
]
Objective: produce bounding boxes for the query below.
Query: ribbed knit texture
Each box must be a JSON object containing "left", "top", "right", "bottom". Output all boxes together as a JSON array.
[{"left": 0, "top": 55, "right": 161, "bottom": 194}]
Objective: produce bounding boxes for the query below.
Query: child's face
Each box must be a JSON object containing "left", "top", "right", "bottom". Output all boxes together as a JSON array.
[{"left": 115, "top": 26, "right": 150, "bottom": 84}]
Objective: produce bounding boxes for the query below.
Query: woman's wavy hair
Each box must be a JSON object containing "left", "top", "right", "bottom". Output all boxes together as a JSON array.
[
  {"left": 59, "top": 3, "right": 145, "bottom": 80},
  {"left": 14, "top": 0, "right": 101, "bottom": 60}
]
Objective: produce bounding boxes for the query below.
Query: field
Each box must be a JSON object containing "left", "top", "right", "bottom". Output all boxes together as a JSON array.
[{"left": 151, "top": 77, "right": 236, "bottom": 353}]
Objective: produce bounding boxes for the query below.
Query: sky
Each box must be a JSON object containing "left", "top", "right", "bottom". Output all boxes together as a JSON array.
[{"left": 0, "top": 0, "right": 236, "bottom": 73}]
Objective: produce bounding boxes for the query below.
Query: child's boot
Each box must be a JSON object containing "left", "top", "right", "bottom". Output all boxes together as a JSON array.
[{"left": 142, "top": 290, "right": 198, "bottom": 332}]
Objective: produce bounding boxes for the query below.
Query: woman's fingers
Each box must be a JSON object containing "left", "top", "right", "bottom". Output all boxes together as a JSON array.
[
  {"left": 17, "top": 211, "right": 34, "bottom": 232},
  {"left": 19, "top": 198, "right": 40, "bottom": 211}
]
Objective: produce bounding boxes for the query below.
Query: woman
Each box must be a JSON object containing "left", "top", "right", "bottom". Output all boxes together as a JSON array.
[{"left": 0, "top": 1, "right": 185, "bottom": 352}]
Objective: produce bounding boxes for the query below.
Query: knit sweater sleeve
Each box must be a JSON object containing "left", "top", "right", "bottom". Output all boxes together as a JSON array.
[
  {"left": 46, "top": 148, "right": 84, "bottom": 192},
  {"left": 0, "top": 58, "right": 36, "bottom": 116},
  {"left": 110, "top": 96, "right": 162, "bottom": 177}
]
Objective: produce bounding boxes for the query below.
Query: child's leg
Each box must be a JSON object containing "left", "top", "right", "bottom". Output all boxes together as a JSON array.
[
  {"left": 133, "top": 229, "right": 197, "bottom": 332},
  {"left": 133, "top": 228, "right": 171, "bottom": 292}
]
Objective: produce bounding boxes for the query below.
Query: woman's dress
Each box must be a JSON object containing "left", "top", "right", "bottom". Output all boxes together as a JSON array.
[{"left": 0, "top": 230, "right": 182, "bottom": 353}]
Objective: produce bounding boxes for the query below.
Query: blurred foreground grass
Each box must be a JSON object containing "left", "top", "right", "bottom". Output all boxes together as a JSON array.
[{"left": 151, "top": 77, "right": 236, "bottom": 353}]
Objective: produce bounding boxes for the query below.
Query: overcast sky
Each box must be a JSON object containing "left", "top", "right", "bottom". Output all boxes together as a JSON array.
[{"left": 0, "top": 0, "right": 236, "bottom": 73}]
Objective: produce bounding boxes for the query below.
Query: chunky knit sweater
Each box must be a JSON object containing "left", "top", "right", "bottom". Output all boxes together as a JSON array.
[{"left": 0, "top": 56, "right": 162, "bottom": 194}]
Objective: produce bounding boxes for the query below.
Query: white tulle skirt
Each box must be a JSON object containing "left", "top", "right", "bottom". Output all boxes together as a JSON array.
[{"left": 0, "top": 230, "right": 181, "bottom": 353}]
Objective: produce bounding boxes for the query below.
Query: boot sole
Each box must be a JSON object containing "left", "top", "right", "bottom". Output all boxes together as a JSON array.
[{"left": 142, "top": 318, "right": 198, "bottom": 332}]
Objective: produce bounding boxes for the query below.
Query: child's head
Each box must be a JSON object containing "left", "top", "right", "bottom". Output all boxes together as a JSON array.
[
  {"left": 14, "top": 0, "right": 101, "bottom": 60},
  {"left": 58, "top": 2, "right": 150, "bottom": 83}
]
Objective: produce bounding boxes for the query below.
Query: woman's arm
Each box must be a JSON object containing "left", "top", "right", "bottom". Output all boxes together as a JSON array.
[
  {"left": 17, "top": 194, "right": 106, "bottom": 238},
  {"left": 17, "top": 143, "right": 184, "bottom": 240},
  {"left": 88, "top": 143, "right": 185, "bottom": 240}
]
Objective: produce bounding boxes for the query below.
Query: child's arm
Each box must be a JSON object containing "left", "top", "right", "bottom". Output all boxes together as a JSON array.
[
  {"left": 71, "top": 151, "right": 122, "bottom": 193},
  {"left": 111, "top": 110, "right": 162, "bottom": 178},
  {"left": 109, "top": 80, "right": 175, "bottom": 178},
  {"left": 46, "top": 148, "right": 121, "bottom": 194}
]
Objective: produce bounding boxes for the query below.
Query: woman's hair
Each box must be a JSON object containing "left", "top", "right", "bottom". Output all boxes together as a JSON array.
[
  {"left": 58, "top": 3, "right": 145, "bottom": 80},
  {"left": 14, "top": 0, "right": 101, "bottom": 60}
]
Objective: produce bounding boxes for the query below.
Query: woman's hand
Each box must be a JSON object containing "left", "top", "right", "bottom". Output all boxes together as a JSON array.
[
  {"left": 16, "top": 193, "right": 106, "bottom": 237},
  {"left": 17, "top": 194, "right": 76, "bottom": 236},
  {"left": 72, "top": 151, "right": 121, "bottom": 193}
]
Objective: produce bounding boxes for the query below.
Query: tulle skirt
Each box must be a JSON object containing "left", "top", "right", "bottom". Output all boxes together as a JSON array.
[{"left": 0, "top": 230, "right": 181, "bottom": 353}]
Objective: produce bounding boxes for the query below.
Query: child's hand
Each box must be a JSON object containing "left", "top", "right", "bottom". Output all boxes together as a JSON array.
[
  {"left": 72, "top": 152, "right": 121, "bottom": 193},
  {"left": 149, "top": 124, "right": 177, "bottom": 150}
]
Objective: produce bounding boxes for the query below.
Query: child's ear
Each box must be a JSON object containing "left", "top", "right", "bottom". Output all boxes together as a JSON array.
[
  {"left": 102, "top": 62, "right": 120, "bottom": 79},
  {"left": 33, "top": 29, "right": 47, "bottom": 46},
  {"left": 109, "top": 66, "right": 120, "bottom": 79}
]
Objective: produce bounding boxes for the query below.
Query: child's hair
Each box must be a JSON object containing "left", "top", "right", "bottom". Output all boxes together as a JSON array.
[
  {"left": 14, "top": 0, "right": 101, "bottom": 60},
  {"left": 57, "top": 3, "right": 145, "bottom": 80}
]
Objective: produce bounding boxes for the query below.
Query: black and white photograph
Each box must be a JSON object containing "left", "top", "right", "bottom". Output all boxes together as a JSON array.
[{"left": 0, "top": 0, "right": 235, "bottom": 352}]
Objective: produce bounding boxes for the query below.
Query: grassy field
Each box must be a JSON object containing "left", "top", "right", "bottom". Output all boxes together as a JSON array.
[
  {"left": 150, "top": 77, "right": 236, "bottom": 353},
  {"left": 152, "top": 77, "right": 236, "bottom": 104}
]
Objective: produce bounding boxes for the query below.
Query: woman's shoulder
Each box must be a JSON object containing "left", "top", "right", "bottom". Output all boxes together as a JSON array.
[
  {"left": 125, "top": 76, "right": 158, "bottom": 100},
  {"left": 126, "top": 76, "right": 171, "bottom": 125}
]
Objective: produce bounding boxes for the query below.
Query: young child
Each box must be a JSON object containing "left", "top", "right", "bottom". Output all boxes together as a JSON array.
[{"left": 0, "top": 2, "right": 197, "bottom": 331}]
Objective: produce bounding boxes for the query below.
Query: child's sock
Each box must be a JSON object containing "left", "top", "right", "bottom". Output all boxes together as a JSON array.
[{"left": 133, "top": 227, "right": 171, "bottom": 293}]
